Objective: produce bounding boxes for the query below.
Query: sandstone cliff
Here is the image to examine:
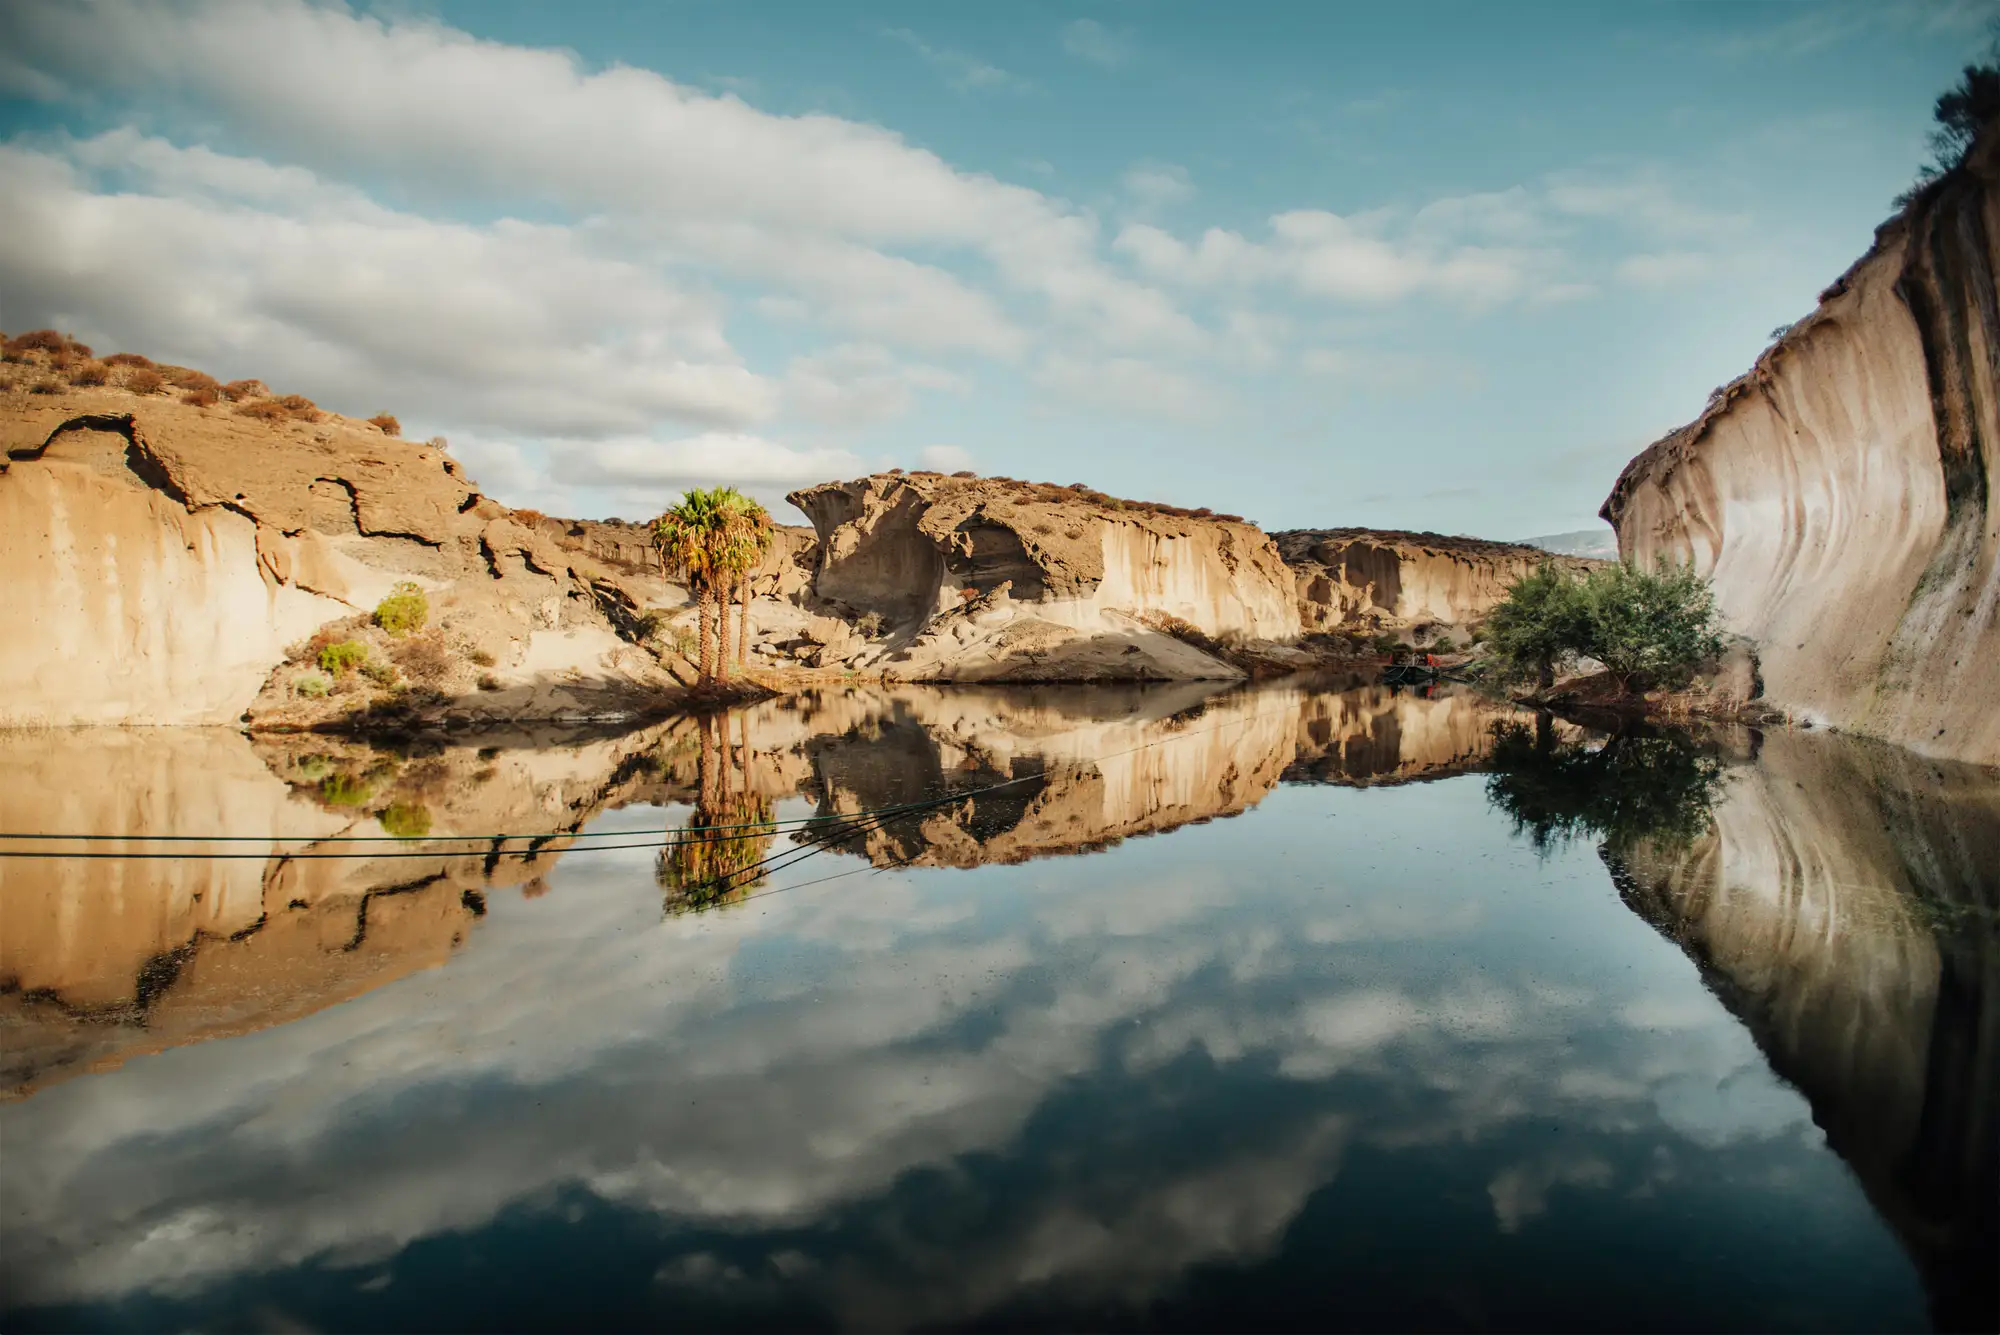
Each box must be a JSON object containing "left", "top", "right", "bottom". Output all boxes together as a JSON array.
[
  {"left": 1601, "top": 124, "right": 2000, "bottom": 765},
  {"left": 1273, "top": 527, "right": 1601, "bottom": 642},
  {"left": 787, "top": 473, "right": 1301, "bottom": 682},
  {"left": 0, "top": 359, "right": 681, "bottom": 728}
]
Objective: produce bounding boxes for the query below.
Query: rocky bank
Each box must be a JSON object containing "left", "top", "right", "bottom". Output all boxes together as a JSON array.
[
  {"left": 0, "top": 363, "right": 689, "bottom": 729},
  {"left": 1602, "top": 121, "right": 2000, "bottom": 766}
]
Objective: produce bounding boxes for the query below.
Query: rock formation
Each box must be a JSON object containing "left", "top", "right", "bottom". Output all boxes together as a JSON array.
[
  {"left": 0, "top": 370, "right": 682, "bottom": 728},
  {"left": 1601, "top": 123, "right": 2000, "bottom": 765},
  {"left": 787, "top": 473, "right": 1302, "bottom": 681},
  {"left": 1273, "top": 528, "right": 1601, "bottom": 642}
]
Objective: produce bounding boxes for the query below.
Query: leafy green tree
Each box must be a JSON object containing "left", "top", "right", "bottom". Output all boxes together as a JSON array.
[
  {"left": 1580, "top": 560, "right": 1727, "bottom": 694},
  {"left": 1484, "top": 560, "right": 1726, "bottom": 696},
  {"left": 1484, "top": 564, "right": 1590, "bottom": 688}
]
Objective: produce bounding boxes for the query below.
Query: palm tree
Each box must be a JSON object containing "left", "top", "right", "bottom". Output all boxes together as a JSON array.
[
  {"left": 651, "top": 488, "right": 731, "bottom": 682},
  {"left": 717, "top": 493, "right": 775, "bottom": 678}
]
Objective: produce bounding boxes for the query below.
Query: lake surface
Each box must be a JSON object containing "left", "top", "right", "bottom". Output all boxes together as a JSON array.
[{"left": 2, "top": 682, "right": 1994, "bottom": 1332}]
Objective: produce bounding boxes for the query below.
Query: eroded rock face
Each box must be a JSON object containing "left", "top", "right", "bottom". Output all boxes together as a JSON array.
[
  {"left": 0, "top": 387, "right": 672, "bottom": 726},
  {"left": 1601, "top": 126, "right": 2000, "bottom": 765},
  {"left": 787, "top": 473, "right": 1300, "bottom": 681},
  {"left": 1274, "top": 528, "right": 1600, "bottom": 639}
]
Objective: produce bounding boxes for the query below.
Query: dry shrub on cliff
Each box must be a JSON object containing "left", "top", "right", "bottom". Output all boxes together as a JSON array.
[
  {"left": 235, "top": 398, "right": 289, "bottom": 422},
  {"left": 68, "top": 359, "right": 109, "bottom": 387},
  {"left": 1139, "top": 611, "right": 1222, "bottom": 656},
  {"left": 124, "top": 367, "right": 166, "bottom": 395},
  {"left": 103, "top": 352, "right": 153, "bottom": 368},
  {"left": 182, "top": 386, "right": 220, "bottom": 408},
  {"left": 276, "top": 393, "right": 321, "bottom": 421},
  {"left": 29, "top": 378, "right": 64, "bottom": 395},
  {"left": 389, "top": 632, "right": 453, "bottom": 685},
  {"left": 6, "top": 330, "right": 73, "bottom": 356},
  {"left": 222, "top": 378, "right": 265, "bottom": 401},
  {"left": 951, "top": 470, "right": 976, "bottom": 479},
  {"left": 368, "top": 413, "right": 401, "bottom": 436},
  {"left": 165, "top": 368, "right": 220, "bottom": 391},
  {"left": 513, "top": 508, "right": 546, "bottom": 526}
]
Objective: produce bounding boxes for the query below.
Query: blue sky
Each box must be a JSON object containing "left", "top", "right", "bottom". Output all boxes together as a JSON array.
[{"left": 1, "top": 1, "right": 1992, "bottom": 536}]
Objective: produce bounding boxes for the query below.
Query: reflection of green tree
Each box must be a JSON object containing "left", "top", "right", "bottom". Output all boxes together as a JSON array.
[
  {"left": 1484, "top": 718, "right": 1726, "bottom": 854},
  {"left": 659, "top": 714, "right": 777, "bottom": 916},
  {"left": 378, "top": 801, "right": 432, "bottom": 838},
  {"left": 319, "top": 772, "right": 375, "bottom": 807}
]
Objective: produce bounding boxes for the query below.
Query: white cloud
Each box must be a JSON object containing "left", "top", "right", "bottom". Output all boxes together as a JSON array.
[
  {"left": 885, "top": 28, "right": 1033, "bottom": 94},
  {"left": 919, "top": 444, "right": 974, "bottom": 471},
  {"left": 1062, "top": 18, "right": 1132, "bottom": 67},
  {"left": 1036, "top": 355, "right": 1223, "bottom": 421},
  {"left": 1123, "top": 163, "right": 1194, "bottom": 211},
  {"left": 0, "top": 136, "right": 777, "bottom": 436},
  {"left": 1615, "top": 252, "right": 1715, "bottom": 288},
  {"left": 0, "top": 0, "right": 1179, "bottom": 359},
  {"left": 784, "top": 344, "right": 967, "bottom": 429}
]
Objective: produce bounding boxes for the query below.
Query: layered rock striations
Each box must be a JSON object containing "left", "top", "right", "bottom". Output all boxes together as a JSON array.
[
  {"left": 787, "top": 473, "right": 1301, "bottom": 681},
  {"left": 1601, "top": 124, "right": 2000, "bottom": 764},
  {"left": 0, "top": 377, "right": 679, "bottom": 727},
  {"left": 1273, "top": 527, "right": 1600, "bottom": 640}
]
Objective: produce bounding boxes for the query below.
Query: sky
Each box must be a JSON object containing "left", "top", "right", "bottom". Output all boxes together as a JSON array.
[{"left": 0, "top": 0, "right": 1993, "bottom": 537}]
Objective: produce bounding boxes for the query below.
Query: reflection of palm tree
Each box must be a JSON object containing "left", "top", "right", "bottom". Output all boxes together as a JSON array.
[{"left": 658, "top": 713, "right": 777, "bottom": 915}]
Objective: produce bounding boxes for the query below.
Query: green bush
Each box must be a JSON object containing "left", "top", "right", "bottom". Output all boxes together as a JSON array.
[
  {"left": 1485, "top": 560, "right": 1725, "bottom": 693},
  {"left": 373, "top": 581, "right": 428, "bottom": 636},
  {"left": 855, "top": 611, "right": 885, "bottom": 638},
  {"left": 361, "top": 659, "right": 399, "bottom": 688},
  {"left": 1581, "top": 561, "right": 1726, "bottom": 693},
  {"left": 319, "top": 773, "right": 374, "bottom": 807},
  {"left": 1370, "top": 633, "right": 1403, "bottom": 654},
  {"left": 378, "top": 802, "right": 432, "bottom": 838},
  {"left": 293, "top": 673, "right": 330, "bottom": 698},
  {"left": 318, "top": 640, "right": 370, "bottom": 675}
]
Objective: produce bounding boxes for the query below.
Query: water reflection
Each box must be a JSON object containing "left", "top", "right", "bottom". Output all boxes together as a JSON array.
[
  {"left": 0, "top": 687, "right": 1993, "bottom": 1331},
  {"left": 1601, "top": 730, "right": 1999, "bottom": 1333}
]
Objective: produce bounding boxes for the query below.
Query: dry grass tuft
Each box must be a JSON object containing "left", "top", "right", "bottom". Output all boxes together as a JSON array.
[
  {"left": 103, "top": 352, "right": 154, "bottom": 368},
  {"left": 235, "top": 398, "right": 290, "bottom": 422},
  {"left": 68, "top": 359, "right": 110, "bottom": 387},
  {"left": 222, "top": 378, "right": 266, "bottom": 401},
  {"left": 29, "top": 378, "right": 64, "bottom": 395},
  {"left": 182, "top": 385, "right": 221, "bottom": 408},
  {"left": 367, "top": 412, "right": 401, "bottom": 436},
  {"left": 123, "top": 368, "right": 166, "bottom": 395},
  {"left": 276, "top": 393, "right": 320, "bottom": 421}
]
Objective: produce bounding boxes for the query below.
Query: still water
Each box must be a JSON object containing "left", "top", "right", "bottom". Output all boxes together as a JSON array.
[{"left": 1, "top": 682, "right": 1994, "bottom": 1332}]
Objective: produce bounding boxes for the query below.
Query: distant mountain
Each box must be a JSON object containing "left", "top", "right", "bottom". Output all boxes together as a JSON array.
[{"left": 1521, "top": 528, "right": 1618, "bottom": 560}]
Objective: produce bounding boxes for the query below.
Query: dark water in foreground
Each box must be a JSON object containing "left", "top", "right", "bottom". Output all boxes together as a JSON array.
[{"left": 1, "top": 683, "right": 1994, "bottom": 1332}]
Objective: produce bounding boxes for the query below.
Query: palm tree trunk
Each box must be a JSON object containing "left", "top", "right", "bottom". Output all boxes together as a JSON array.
[
  {"left": 739, "top": 574, "right": 751, "bottom": 672},
  {"left": 697, "top": 582, "right": 715, "bottom": 684},
  {"left": 717, "top": 576, "right": 732, "bottom": 683}
]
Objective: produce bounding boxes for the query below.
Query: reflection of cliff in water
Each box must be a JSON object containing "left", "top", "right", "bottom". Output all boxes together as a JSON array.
[
  {"left": 802, "top": 683, "right": 1521, "bottom": 869},
  {"left": 0, "top": 684, "right": 1525, "bottom": 1097},
  {"left": 0, "top": 723, "right": 683, "bottom": 1100},
  {"left": 1603, "top": 731, "right": 2000, "bottom": 1333}
]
